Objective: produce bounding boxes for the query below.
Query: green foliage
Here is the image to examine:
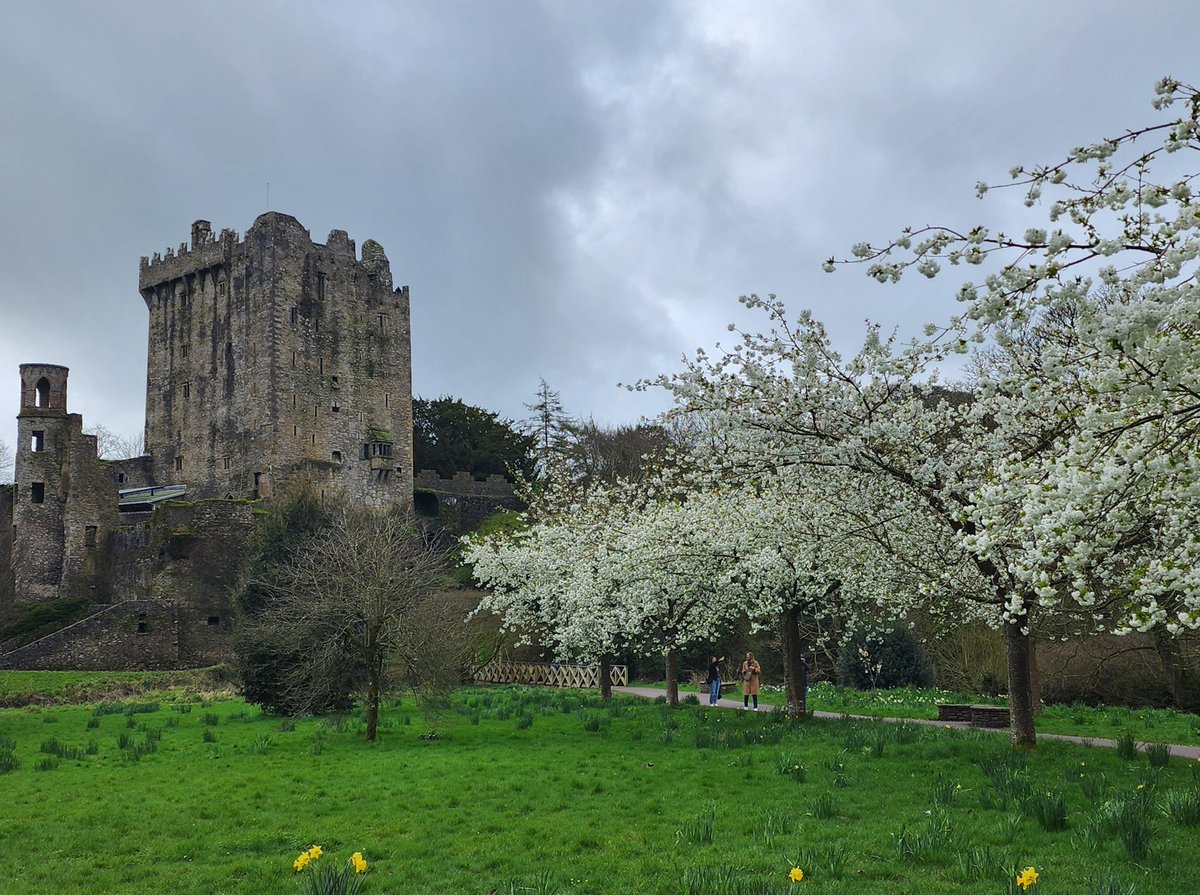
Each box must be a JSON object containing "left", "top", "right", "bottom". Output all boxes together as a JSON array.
[
  {"left": 413, "top": 395, "right": 535, "bottom": 480},
  {"left": 1023, "top": 787, "right": 1068, "bottom": 831},
  {"left": 893, "top": 805, "right": 959, "bottom": 861},
  {"left": 676, "top": 805, "right": 715, "bottom": 845},
  {"left": 1161, "top": 787, "right": 1200, "bottom": 825},
  {"left": 1146, "top": 741, "right": 1171, "bottom": 767},
  {"left": 810, "top": 790, "right": 837, "bottom": 819},
  {"left": 1116, "top": 732, "right": 1138, "bottom": 760},
  {"left": 835, "top": 627, "right": 933, "bottom": 690},
  {"left": 297, "top": 857, "right": 368, "bottom": 895},
  {"left": 232, "top": 484, "right": 361, "bottom": 715}
]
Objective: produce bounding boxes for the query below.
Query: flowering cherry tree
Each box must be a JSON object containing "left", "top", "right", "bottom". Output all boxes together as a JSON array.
[
  {"left": 831, "top": 76, "right": 1200, "bottom": 710},
  {"left": 467, "top": 469, "right": 749, "bottom": 705},
  {"left": 642, "top": 77, "right": 1200, "bottom": 743}
]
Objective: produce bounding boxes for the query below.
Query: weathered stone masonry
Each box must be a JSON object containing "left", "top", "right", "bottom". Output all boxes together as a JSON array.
[
  {"left": 139, "top": 213, "right": 413, "bottom": 508},
  {"left": 2, "top": 214, "right": 416, "bottom": 670}
]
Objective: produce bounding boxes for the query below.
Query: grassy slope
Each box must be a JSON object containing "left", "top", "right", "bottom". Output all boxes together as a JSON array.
[{"left": 1, "top": 688, "right": 1199, "bottom": 895}]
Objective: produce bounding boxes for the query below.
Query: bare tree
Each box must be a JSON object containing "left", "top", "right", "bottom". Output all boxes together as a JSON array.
[
  {"left": 245, "top": 506, "right": 445, "bottom": 741},
  {"left": 84, "top": 424, "right": 145, "bottom": 460},
  {"left": 0, "top": 439, "right": 12, "bottom": 483}
]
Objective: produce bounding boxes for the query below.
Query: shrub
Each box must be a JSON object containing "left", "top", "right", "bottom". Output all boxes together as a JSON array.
[{"left": 836, "top": 626, "right": 933, "bottom": 690}]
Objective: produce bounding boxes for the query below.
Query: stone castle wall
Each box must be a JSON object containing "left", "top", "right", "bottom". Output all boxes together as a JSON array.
[
  {"left": 1, "top": 498, "right": 256, "bottom": 670},
  {"left": 413, "top": 469, "right": 520, "bottom": 534},
  {"left": 0, "top": 601, "right": 180, "bottom": 671},
  {"left": 12, "top": 364, "right": 120, "bottom": 604},
  {"left": 138, "top": 214, "right": 413, "bottom": 509},
  {"left": 5, "top": 212, "right": 417, "bottom": 669}
]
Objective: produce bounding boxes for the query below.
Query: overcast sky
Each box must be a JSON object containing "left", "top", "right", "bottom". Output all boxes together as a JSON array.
[{"left": 1, "top": 0, "right": 1196, "bottom": 459}]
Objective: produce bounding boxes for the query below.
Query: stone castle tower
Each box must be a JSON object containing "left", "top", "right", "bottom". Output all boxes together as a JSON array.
[
  {"left": 136, "top": 213, "right": 413, "bottom": 506},
  {"left": 12, "top": 364, "right": 116, "bottom": 604}
]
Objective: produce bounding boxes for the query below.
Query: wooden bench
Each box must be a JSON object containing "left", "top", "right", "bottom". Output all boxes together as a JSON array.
[{"left": 937, "top": 704, "right": 1011, "bottom": 728}]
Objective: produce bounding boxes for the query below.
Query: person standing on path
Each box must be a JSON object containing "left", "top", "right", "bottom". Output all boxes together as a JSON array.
[
  {"left": 706, "top": 655, "right": 725, "bottom": 706},
  {"left": 741, "top": 651, "right": 762, "bottom": 710}
]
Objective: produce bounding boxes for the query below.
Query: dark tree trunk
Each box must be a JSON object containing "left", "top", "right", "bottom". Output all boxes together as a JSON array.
[
  {"left": 781, "top": 604, "right": 805, "bottom": 719},
  {"left": 665, "top": 648, "right": 679, "bottom": 706},
  {"left": 1152, "top": 629, "right": 1200, "bottom": 713},
  {"left": 365, "top": 667, "right": 380, "bottom": 742},
  {"left": 599, "top": 652, "right": 613, "bottom": 702},
  {"left": 1005, "top": 620, "right": 1037, "bottom": 749}
]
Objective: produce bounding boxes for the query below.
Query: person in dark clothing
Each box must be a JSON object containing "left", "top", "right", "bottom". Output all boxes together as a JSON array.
[{"left": 706, "top": 655, "right": 725, "bottom": 706}]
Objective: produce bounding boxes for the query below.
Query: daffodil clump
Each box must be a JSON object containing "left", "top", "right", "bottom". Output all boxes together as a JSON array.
[
  {"left": 1016, "top": 866, "right": 1039, "bottom": 890},
  {"left": 788, "top": 865, "right": 804, "bottom": 883},
  {"left": 292, "top": 844, "right": 369, "bottom": 895}
]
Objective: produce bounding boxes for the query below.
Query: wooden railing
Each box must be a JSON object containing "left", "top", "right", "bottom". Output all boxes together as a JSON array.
[{"left": 474, "top": 661, "right": 629, "bottom": 689}]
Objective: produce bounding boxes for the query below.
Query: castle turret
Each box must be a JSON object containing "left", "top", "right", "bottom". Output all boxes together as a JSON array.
[
  {"left": 13, "top": 364, "right": 72, "bottom": 602},
  {"left": 12, "top": 364, "right": 117, "bottom": 605}
]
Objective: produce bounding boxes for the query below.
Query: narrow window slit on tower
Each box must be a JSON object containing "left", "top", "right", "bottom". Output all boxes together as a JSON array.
[
  {"left": 137, "top": 613, "right": 148, "bottom": 635},
  {"left": 85, "top": 526, "right": 97, "bottom": 548},
  {"left": 183, "top": 383, "right": 190, "bottom": 400},
  {"left": 174, "top": 456, "right": 183, "bottom": 472},
  {"left": 31, "top": 482, "right": 45, "bottom": 504},
  {"left": 32, "top": 430, "right": 44, "bottom": 452},
  {"left": 290, "top": 306, "right": 299, "bottom": 326}
]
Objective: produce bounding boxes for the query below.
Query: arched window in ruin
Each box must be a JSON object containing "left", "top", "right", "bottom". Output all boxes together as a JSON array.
[
  {"left": 413, "top": 491, "right": 439, "bottom": 518},
  {"left": 34, "top": 377, "right": 50, "bottom": 408}
]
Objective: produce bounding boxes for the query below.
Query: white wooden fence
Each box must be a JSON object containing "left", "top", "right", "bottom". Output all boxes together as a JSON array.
[{"left": 474, "top": 660, "right": 629, "bottom": 689}]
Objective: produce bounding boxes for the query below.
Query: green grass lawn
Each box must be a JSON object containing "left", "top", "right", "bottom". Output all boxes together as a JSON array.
[
  {"left": 2, "top": 686, "right": 1199, "bottom": 895},
  {"left": 0, "top": 667, "right": 231, "bottom": 703},
  {"left": 664, "top": 680, "right": 1200, "bottom": 748}
]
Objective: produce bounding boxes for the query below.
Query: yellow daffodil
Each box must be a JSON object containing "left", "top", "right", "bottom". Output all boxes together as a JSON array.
[
  {"left": 1016, "top": 866, "right": 1039, "bottom": 889},
  {"left": 308, "top": 845, "right": 323, "bottom": 860},
  {"left": 294, "top": 853, "right": 310, "bottom": 872},
  {"left": 789, "top": 866, "right": 804, "bottom": 883},
  {"left": 351, "top": 852, "right": 368, "bottom": 873}
]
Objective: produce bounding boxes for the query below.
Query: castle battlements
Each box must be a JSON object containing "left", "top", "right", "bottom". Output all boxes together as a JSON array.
[
  {"left": 138, "top": 213, "right": 374, "bottom": 292},
  {"left": 414, "top": 469, "right": 516, "bottom": 496}
]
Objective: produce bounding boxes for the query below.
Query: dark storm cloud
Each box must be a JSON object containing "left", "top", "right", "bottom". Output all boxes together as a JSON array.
[{"left": 2, "top": 0, "right": 1199, "bottom": 460}]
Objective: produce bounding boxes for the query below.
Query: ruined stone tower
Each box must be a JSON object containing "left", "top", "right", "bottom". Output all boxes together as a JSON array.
[
  {"left": 12, "top": 364, "right": 116, "bottom": 604},
  {"left": 137, "top": 213, "right": 413, "bottom": 507}
]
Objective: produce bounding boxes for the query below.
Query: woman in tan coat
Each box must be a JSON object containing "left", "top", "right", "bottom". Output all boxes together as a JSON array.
[{"left": 740, "top": 651, "right": 762, "bottom": 710}]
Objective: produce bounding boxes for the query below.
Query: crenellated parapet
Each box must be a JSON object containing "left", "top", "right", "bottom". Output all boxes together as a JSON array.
[
  {"left": 139, "top": 220, "right": 240, "bottom": 293},
  {"left": 414, "top": 469, "right": 516, "bottom": 497}
]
